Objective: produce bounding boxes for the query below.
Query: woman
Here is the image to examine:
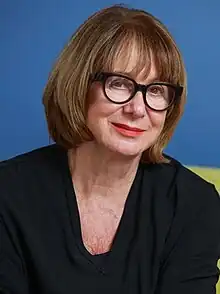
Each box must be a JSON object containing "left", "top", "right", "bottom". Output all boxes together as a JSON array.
[{"left": 0, "top": 4, "right": 220, "bottom": 294}]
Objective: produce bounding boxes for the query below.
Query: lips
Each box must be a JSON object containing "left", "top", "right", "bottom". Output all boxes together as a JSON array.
[{"left": 111, "top": 123, "right": 145, "bottom": 132}]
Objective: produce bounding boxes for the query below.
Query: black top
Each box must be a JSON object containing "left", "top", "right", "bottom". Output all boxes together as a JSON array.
[{"left": 0, "top": 144, "right": 220, "bottom": 294}]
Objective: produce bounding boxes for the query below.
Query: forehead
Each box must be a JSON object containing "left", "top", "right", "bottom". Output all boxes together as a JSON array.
[{"left": 111, "top": 45, "right": 159, "bottom": 83}]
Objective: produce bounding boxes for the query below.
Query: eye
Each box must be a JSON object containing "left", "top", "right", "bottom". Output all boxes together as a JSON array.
[
  {"left": 107, "top": 77, "right": 134, "bottom": 91},
  {"left": 148, "top": 85, "right": 165, "bottom": 96}
]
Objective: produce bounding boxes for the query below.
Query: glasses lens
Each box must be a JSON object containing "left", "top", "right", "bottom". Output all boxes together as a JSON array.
[
  {"left": 105, "top": 76, "right": 134, "bottom": 103},
  {"left": 146, "top": 84, "right": 175, "bottom": 110}
]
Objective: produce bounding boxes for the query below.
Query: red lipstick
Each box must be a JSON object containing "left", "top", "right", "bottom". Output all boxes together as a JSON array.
[
  {"left": 111, "top": 123, "right": 145, "bottom": 137},
  {"left": 112, "top": 123, "right": 144, "bottom": 132}
]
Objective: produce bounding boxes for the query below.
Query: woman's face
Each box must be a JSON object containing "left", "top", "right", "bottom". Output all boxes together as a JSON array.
[{"left": 86, "top": 55, "right": 167, "bottom": 158}]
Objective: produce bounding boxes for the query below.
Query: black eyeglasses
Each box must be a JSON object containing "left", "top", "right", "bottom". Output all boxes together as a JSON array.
[{"left": 91, "top": 72, "right": 183, "bottom": 111}]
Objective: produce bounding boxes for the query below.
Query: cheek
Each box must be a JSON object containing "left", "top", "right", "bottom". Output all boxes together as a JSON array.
[
  {"left": 87, "top": 102, "right": 119, "bottom": 125},
  {"left": 148, "top": 109, "right": 167, "bottom": 128},
  {"left": 87, "top": 84, "right": 119, "bottom": 118}
]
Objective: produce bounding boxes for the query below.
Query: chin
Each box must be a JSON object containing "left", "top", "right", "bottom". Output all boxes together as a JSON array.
[{"left": 105, "top": 142, "right": 144, "bottom": 158}]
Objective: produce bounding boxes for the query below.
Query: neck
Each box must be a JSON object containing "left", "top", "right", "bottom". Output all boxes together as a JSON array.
[{"left": 68, "top": 141, "right": 141, "bottom": 198}]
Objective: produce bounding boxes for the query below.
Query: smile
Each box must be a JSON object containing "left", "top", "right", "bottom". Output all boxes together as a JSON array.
[{"left": 111, "top": 123, "right": 145, "bottom": 137}]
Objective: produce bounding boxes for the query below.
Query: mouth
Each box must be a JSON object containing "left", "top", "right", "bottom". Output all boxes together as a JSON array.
[
  {"left": 111, "top": 122, "right": 145, "bottom": 137},
  {"left": 111, "top": 123, "right": 145, "bottom": 132}
]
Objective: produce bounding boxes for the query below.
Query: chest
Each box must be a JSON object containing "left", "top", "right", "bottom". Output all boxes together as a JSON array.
[{"left": 76, "top": 197, "right": 126, "bottom": 255}]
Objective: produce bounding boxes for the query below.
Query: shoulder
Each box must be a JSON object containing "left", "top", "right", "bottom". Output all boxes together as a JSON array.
[
  {"left": 153, "top": 157, "right": 220, "bottom": 268},
  {"left": 168, "top": 155, "right": 219, "bottom": 205},
  {"left": 0, "top": 144, "right": 67, "bottom": 208},
  {"left": 142, "top": 154, "right": 220, "bottom": 218},
  {"left": 0, "top": 144, "right": 65, "bottom": 181}
]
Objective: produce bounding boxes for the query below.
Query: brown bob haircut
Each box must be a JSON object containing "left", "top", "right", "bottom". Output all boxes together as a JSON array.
[{"left": 43, "top": 4, "right": 187, "bottom": 164}]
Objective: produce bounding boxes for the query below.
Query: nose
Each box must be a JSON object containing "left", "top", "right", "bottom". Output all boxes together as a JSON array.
[{"left": 123, "top": 92, "right": 146, "bottom": 118}]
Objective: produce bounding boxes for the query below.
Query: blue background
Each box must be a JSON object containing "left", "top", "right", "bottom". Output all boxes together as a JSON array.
[{"left": 1, "top": 0, "right": 219, "bottom": 167}]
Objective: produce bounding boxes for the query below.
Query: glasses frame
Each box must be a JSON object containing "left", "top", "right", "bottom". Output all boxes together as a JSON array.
[{"left": 91, "top": 72, "right": 183, "bottom": 112}]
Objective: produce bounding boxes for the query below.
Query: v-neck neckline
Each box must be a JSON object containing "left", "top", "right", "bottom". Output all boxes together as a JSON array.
[{"left": 61, "top": 148, "right": 144, "bottom": 274}]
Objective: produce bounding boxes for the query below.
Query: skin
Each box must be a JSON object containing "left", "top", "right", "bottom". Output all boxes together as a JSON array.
[{"left": 68, "top": 51, "right": 167, "bottom": 254}]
